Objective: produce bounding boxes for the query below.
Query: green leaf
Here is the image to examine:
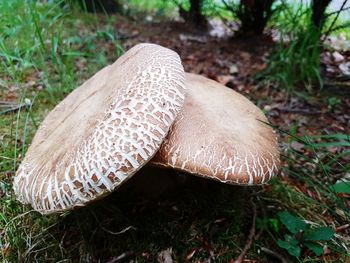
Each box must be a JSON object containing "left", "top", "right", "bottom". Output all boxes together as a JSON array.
[
  {"left": 278, "top": 239, "right": 301, "bottom": 257},
  {"left": 304, "top": 241, "right": 324, "bottom": 256},
  {"left": 278, "top": 211, "right": 306, "bottom": 234},
  {"left": 300, "top": 133, "right": 350, "bottom": 148},
  {"left": 303, "top": 227, "right": 334, "bottom": 241},
  {"left": 306, "top": 141, "right": 350, "bottom": 148},
  {"left": 285, "top": 234, "right": 299, "bottom": 245},
  {"left": 314, "top": 134, "right": 350, "bottom": 140},
  {"left": 62, "top": 51, "right": 87, "bottom": 57},
  {"left": 269, "top": 218, "right": 280, "bottom": 232},
  {"left": 330, "top": 181, "right": 350, "bottom": 194},
  {"left": 51, "top": 35, "right": 59, "bottom": 64}
]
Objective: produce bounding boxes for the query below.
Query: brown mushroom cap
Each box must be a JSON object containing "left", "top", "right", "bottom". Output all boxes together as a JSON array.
[
  {"left": 13, "top": 43, "right": 186, "bottom": 214},
  {"left": 151, "top": 73, "right": 280, "bottom": 185}
]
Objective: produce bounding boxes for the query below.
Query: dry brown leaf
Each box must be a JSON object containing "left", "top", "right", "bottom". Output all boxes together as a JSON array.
[{"left": 157, "top": 248, "right": 173, "bottom": 263}]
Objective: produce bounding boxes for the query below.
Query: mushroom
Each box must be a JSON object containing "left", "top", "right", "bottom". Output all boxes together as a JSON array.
[
  {"left": 151, "top": 73, "right": 280, "bottom": 185},
  {"left": 13, "top": 43, "right": 186, "bottom": 214}
]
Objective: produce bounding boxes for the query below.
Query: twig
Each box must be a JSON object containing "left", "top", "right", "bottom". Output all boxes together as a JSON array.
[
  {"left": 325, "top": 21, "right": 350, "bottom": 35},
  {"left": 0, "top": 104, "right": 28, "bottom": 114},
  {"left": 266, "top": 103, "right": 323, "bottom": 115},
  {"left": 336, "top": 224, "right": 350, "bottom": 233},
  {"left": 261, "top": 247, "right": 290, "bottom": 263},
  {"left": 116, "top": 32, "right": 139, "bottom": 40},
  {"left": 106, "top": 251, "right": 133, "bottom": 263},
  {"left": 221, "top": 0, "right": 236, "bottom": 14},
  {"left": 88, "top": 208, "right": 136, "bottom": 235},
  {"left": 100, "top": 225, "right": 136, "bottom": 235},
  {"left": 0, "top": 100, "right": 32, "bottom": 115},
  {"left": 0, "top": 101, "right": 18, "bottom": 106},
  {"left": 325, "top": 4, "right": 350, "bottom": 17},
  {"left": 324, "top": 0, "right": 348, "bottom": 39},
  {"left": 233, "top": 197, "right": 257, "bottom": 263},
  {"left": 278, "top": 108, "right": 323, "bottom": 115}
]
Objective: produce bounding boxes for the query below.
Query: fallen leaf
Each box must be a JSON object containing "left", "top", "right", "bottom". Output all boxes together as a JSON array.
[
  {"left": 157, "top": 248, "right": 173, "bottom": 263},
  {"left": 185, "top": 248, "right": 197, "bottom": 261},
  {"left": 339, "top": 62, "right": 350, "bottom": 75},
  {"left": 229, "top": 64, "right": 239, "bottom": 74},
  {"left": 179, "top": 34, "right": 207, "bottom": 43},
  {"left": 216, "top": 75, "right": 234, "bottom": 85},
  {"left": 291, "top": 141, "right": 304, "bottom": 152},
  {"left": 239, "top": 51, "right": 251, "bottom": 61},
  {"left": 332, "top": 51, "right": 344, "bottom": 63}
]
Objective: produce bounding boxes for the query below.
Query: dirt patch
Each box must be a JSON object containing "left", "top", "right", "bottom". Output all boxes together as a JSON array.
[{"left": 115, "top": 17, "right": 349, "bottom": 138}]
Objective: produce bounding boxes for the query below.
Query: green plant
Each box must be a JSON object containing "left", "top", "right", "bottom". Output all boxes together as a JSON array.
[
  {"left": 327, "top": 96, "right": 342, "bottom": 109},
  {"left": 0, "top": 0, "right": 122, "bottom": 103},
  {"left": 122, "top": 0, "right": 177, "bottom": 17},
  {"left": 0, "top": 1, "right": 124, "bottom": 261},
  {"left": 277, "top": 211, "right": 334, "bottom": 257},
  {"left": 261, "top": 2, "right": 324, "bottom": 94},
  {"left": 262, "top": 0, "right": 350, "bottom": 93},
  {"left": 259, "top": 130, "right": 350, "bottom": 260},
  {"left": 331, "top": 180, "right": 350, "bottom": 194},
  {"left": 1, "top": 1, "right": 349, "bottom": 262},
  {"left": 265, "top": 30, "right": 322, "bottom": 93}
]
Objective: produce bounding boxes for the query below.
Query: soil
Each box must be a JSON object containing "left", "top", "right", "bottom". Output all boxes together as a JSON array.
[{"left": 115, "top": 17, "right": 350, "bottom": 138}]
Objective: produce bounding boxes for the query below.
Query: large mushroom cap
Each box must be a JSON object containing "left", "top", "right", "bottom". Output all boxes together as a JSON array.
[
  {"left": 14, "top": 43, "right": 186, "bottom": 214},
  {"left": 151, "top": 73, "right": 280, "bottom": 185}
]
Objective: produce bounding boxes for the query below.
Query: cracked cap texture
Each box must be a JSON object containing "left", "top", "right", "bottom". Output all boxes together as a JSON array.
[
  {"left": 14, "top": 43, "right": 186, "bottom": 214},
  {"left": 151, "top": 73, "right": 280, "bottom": 185}
]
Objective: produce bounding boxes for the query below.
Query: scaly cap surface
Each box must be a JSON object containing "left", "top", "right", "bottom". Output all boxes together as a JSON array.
[{"left": 14, "top": 43, "right": 186, "bottom": 214}]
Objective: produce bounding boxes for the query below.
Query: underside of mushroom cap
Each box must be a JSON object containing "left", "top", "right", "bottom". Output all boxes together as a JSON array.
[
  {"left": 151, "top": 73, "right": 280, "bottom": 185},
  {"left": 13, "top": 43, "right": 186, "bottom": 214}
]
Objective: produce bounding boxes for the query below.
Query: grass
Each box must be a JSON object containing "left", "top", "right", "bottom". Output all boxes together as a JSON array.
[
  {"left": 0, "top": 1, "right": 122, "bottom": 261},
  {"left": 261, "top": 0, "right": 350, "bottom": 94},
  {"left": 122, "top": 0, "right": 235, "bottom": 21},
  {"left": 261, "top": 2, "right": 323, "bottom": 93},
  {"left": 0, "top": 0, "right": 122, "bottom": 101},
  {"left": 124, "top": 0, "right": 178, "bottom": 17},
  {"left": 0, "top": 0, "right": 349, "bottom": 262}
]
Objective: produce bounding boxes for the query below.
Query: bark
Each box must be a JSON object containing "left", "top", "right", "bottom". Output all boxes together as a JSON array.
[
  {"left": 311, "top": 0, "right": 332, "bottom": 29},
  {"left": 179, "top": 0, "right": 208, "bottom": 30},
  {"left": 237, "top": 0, "right": 275, "bottom": 35}
]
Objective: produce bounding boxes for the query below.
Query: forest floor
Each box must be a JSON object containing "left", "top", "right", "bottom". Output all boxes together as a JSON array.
[{"left": 1, "top": 9, "right": 350, "bottom": 263}]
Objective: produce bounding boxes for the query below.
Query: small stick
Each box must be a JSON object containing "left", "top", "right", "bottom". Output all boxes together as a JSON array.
[
  {"left": 100, "top": 225, "right": 136, "bottom": 235},
  {"left": 324, "top": 0, "right": 348, "bottom": 39},
  {"left": 0, "top": 104, "right": 28, "bottom": 114},
  {"left": 106, "top": 251, "right": 133, "bottom": 263},
  {"left": 0, "top": 100, "right": 31, "bottom": 115},
  {"left": 233, "top": 197, "right": 257, "bottom": 263},
  {"left": 326, "top": 5, "right": 350, "bottom": 17},
  {"left": 336, "top": 224, "right": 350, "bottom": 233}
]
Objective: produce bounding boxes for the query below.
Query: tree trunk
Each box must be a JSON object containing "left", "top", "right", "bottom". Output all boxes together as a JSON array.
[
  {"left": 238, "top": 0, "right": 275, "bottom": 35},
  {"left": 179, "top": 0, "right": 208, "bottom": 30},
  {"left": 311, "top": 0, "right": 332, "bottom": 29},
  {"left": 189, "top": 0, "right": 207, "bottom": 28}
]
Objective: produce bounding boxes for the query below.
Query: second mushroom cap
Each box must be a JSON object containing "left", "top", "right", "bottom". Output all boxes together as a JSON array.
[{"left": 151, "top": 73, "right": 280, "bottom": 185}]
